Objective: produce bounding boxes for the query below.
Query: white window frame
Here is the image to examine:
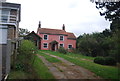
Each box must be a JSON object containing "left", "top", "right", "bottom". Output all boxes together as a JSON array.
[
  {"left": 59, "top": 43, "right": 64, "bottom": 47},
  {"left": 68, "top": 44, "right": 73, "bottom": 49},
  {"left": 44, "top": 34, "right": 48, "bottom": 40},
  {"left": 59, "top": 35, "right": 64, "bottom": 41},
  {"left": 43, "top": 43, "right": 48, "bottom": 48}
]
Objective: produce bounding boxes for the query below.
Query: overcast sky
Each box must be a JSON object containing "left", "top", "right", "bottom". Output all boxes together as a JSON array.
[{"left": 7, "top": 0, "right": 110, "bottom": 37}]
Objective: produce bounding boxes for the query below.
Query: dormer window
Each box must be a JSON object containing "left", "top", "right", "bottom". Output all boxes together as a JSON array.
[
  {"left": 60, "top": 36, "right": 64, "bottom": 41},
  {"left": 44, "top": 35, "right": 48, "bottom": 40}
]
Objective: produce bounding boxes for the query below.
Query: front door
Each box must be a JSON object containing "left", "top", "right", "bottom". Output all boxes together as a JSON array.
[{"left": 51, "top": 44, "right": 55, "bottom": 51}]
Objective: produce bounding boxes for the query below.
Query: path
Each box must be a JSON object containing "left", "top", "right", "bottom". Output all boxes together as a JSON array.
[
  {"left": 37, "top": 52, "right": 102, "bottom": 79},
  {"left": 37, "top": 55, "right": 67, "bottom": 79}
]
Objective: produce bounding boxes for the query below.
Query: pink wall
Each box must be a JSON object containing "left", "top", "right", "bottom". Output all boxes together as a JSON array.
[
  {"left": 38, "top": 34, "right": 76, "bottom": 50},
  {"left": 67, "top": 39, "right": 76, "bottom": 49}
]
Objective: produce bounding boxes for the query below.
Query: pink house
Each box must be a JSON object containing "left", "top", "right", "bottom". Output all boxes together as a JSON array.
[{"left": 37, "top": 22, "right": 76, "bottom": 51}]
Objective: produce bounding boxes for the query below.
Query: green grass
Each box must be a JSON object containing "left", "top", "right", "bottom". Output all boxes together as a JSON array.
[
  {"left": 8, "top": 55, "right": 38, "bottom": 79},
  {"left": 33, "top": 55, "right": 55, "bottom": 79},
  {"left": 67, "top": 52, "right": 94, "bottom": 60},
  {"left": 40, "top": 50, "right": 119, "bottom": 80},
  {"left": 38, "top": 51, "right": 62, "bottom": 63},
  {"left": 8, "top": 71, "right": 30, "bottom": 79}
]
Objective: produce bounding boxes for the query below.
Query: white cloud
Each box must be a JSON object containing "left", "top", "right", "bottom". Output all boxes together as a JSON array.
[{"left": 7, "top": 0, "right": 110, "bottom": 37}]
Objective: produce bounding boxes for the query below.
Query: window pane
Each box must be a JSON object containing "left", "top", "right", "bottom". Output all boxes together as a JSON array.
[
  {"left": 44, "top": 35, "right": 48, "bottom": 40},
  {"left": 43, "top": 43, "right": 48, "bottom": 48},
  {"left": 1, "top": 16, "right": 8, "bottom": 22},
  {"left": 68, "top": 45, "right": 72, "bottom": 49},
  {"left": 2, "top": 10, "right": 9, "bottom": 15},
  {"left": 60, "top": 44, "right": 63, "bottom": 47},
  {"left": 60, "top": 36, "right": 63, "bottom": 41}
]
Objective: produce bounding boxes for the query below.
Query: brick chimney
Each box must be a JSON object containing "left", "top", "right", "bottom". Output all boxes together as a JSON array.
[
  {"left": 38, "top": 21, "right": 41, "bottom": 28},
  {"left": 62, "top": 24, "right": 65, "bottom": 31}
]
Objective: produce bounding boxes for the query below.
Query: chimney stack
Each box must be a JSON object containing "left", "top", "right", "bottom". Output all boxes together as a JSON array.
[
  {"left": 38, "top": 21, "right": 41, "bottom": 28},
  {"left": 62, "top": 24, "right": 65, "bottom": 31}
]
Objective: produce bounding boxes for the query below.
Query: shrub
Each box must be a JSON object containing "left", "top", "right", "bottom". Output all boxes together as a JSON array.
[
  {"left": 15, "top": 63, "right": 24, "bottom": 71},
  {"left": 17, "top": 40, "right": 37, "bottom": 71},
  {"left": 94, "top": 56, "right": 117, "bottom": 65},
  {"left": 104, "top": 57, "right": 117, "bottom": 65},
  {"left": 94, "top": 57, "right": 105, "bottom": 65},
  {"left": 57, "top": 47, "right": 67, "bottom": 54},
  {"left": 68, "top": 48, "right": 79, "bottom": 54}
]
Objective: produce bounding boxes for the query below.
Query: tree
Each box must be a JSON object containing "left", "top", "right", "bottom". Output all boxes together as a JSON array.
[
  {"left": 92, "top": 1, "right": 120, "bottom": 21},
  {"left": 90, "top": 1, "right": 120, "bottom": 62},
  {"left": 110, "top": 19, "right": 120, "bottom": 33},
  {"left": 102, "top": 29, "right": 111, "bottom": 37},
  {"left": 18, "top": 28, "right": 30, "bottom": 37},
  {"left": 77, "top": 33, "right": 103, "bottom": 57}
]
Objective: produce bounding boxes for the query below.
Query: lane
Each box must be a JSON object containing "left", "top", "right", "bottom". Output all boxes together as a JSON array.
[
  {"left": 41, "top": 52, "right": 102, "bottom": 79},
  {"left": 37, "top": 54, "right": 67, "bottom": 79}
]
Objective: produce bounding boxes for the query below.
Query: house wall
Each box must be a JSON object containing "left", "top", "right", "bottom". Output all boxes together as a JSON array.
[
  {"left": 38, "top": 34, "right": 76, "bottom": 50},
  {"left": 0, "top": 44, "right": 7, "bottom": 79},
  {"left": 7, "top": 26, "right": 16, "bottom": 40},
  {"left": 67, "top": 39, "right": 76, "bottom": 49},
  {"left": 0, "top": 45, "right": 2, "bottom": 81},
  {"left": 0, "top": 2, "right": 21, "bottom": 80}
]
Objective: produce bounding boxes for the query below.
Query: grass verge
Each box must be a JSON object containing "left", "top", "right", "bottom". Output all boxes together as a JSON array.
[
  {"left": 33, "top": 55, "right": 55, "bottom": 79},
  {"left": 8, "top": 71, "right": 29, "bottom": 79}
]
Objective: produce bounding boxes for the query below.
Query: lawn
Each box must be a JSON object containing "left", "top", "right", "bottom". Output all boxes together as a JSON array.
[{"left": 40, "top": 50, "right": 119, "bottom": 80}]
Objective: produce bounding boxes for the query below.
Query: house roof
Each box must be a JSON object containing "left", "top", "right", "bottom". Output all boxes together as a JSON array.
[
  {"left": 25, "top": 31, "right": 42, "bottom": 40},
  {"left": 50, "top": 40, "right": 58, "bottom": 44},
  {"left": 67, "top": 32, "right": 76, "bottom": 40},
  {"left": 38, "top": 28, "right": 76, "bottom": 39},
  {"left": 38, "top": 28, "right": 67, "bottom": 35}
]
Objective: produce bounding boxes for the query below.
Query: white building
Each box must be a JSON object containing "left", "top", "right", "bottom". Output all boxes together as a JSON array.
[{"left": 0, "top": 1, "right": 21, "bottom": 80}]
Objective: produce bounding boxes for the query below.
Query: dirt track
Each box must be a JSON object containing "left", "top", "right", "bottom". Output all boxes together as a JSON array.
[{"left": 37, "top": 52, "right": 102, "bottom": 79}]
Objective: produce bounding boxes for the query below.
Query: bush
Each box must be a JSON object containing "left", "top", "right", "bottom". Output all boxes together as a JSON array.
[
  {"left": 15, "top": 63, "right": 24, "bottom": 71},
  {"left": 104, "top": 57, "right": 117, "bottom": 65},
  {"left": 94, "top": 57, "right": 105, "bottom": 65},
  {"left": 57, "top": 47, "right": 67, "bottom": 54},
  {"left": 68, "top": 48, "right": 79, "bottom": 54},
  {"left": 94, "top": 57, "right": 117, "bottom": 65},
  {"left": 17, "top": 40, "right": 37, "bottom": 71}
]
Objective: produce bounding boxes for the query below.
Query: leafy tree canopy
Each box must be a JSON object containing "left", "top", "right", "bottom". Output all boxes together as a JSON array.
[
  {"left": 19, "top": 28, "right": 30, "bottom": 37},
  {"left": 91, "top": 1, "right": 120, "bottom": 21}
]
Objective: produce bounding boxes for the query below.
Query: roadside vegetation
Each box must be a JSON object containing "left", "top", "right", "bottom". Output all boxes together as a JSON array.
[
  {"left": 41, "top": 50, "right": 119, "bottom": 80},
  {"left": 8, "top": 40, "right": 55, "bottom": 79},
  {"left": 8, "top": 40, "right": 38, "bottom": 79},
  {"left": 33, "top": 55, "right": 55, "bottom": 79}
]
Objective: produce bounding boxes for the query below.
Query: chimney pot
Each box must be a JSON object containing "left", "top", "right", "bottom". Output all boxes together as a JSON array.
[{"left": 38, "top": 21, "right": 41, "bottom": 28}]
